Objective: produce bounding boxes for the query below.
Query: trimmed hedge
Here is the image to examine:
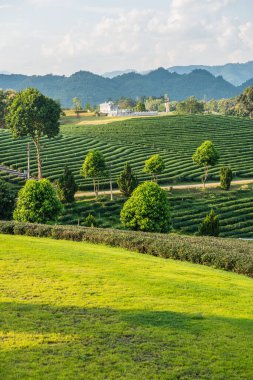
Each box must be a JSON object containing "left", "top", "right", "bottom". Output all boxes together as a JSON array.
[{"left": 0, "top": 221, "right": 253, "bottom": 278}]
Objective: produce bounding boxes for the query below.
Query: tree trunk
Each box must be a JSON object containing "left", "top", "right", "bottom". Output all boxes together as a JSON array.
[
  {"left": 202, "top": 167, "right": 209, "bottom": 189},
  {"left": 34, "top": 139, "right": 42, "bottom": 180},
  {"left": 93, "top": 179, "right": 98, "bottom": 198}
]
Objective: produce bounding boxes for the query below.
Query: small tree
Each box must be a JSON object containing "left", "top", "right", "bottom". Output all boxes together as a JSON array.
[
  {"left": 192, "top": 140, "right": 219, "bottom": 188},
  {"left": 5, "top": 88, "right": 61, "bottom": 179},
  {"left": 0, "top": 179, "right": 16, "bottom": 219},
  {"left": 135, "top": 101, "right": 146, "bottom": 112},
  {"left": 117, "top": 162, "right": 138, "bottom": 196},
  {"left": 144, "top": 154, "right": 165, "bottom": 182},
  {"left": 120, "top": 181, "right": 171, "bottom": 233},
  {"left": 56, "top": 166, "right": 78, "bottom": 203},
  {"left": 13, "top": 179, "right": 63, "bottom": 223},
  {"left": 176, "top": 96, "right": 204, "bottom": 114},
  {"left": 199, "top": 209, "right": 219, "bottom": 237},
  {"left": 220, "top": 166, "right": 233, "bottom": 190},
  {"left": 83, "top": 214, "right": 98, "bottom": 227},
  {"left": 80, "top": 150, "right": 107, "bottom": 198},
  {"left": 73, "top": 97, "right": 82, "bottom": 117}
]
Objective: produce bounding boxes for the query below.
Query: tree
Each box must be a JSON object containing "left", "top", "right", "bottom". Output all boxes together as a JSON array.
[
  {"left": 56, "top": 166, "right": 78, "bottom": 203},
  {"left": 176, "top": 96, "right": 204, "bottom": 114},
  {"left": 80, "top": 150, "right": 107, "bottom": 198},
  {"left": 5, "top": 88, "right": 61, "bottom": 179},
  {"left": 0, "top": 179, "right": 16, "bottom": 219},
  {"left": 135, "top": 101, "right": 146, "bottom": 112},
  {"left": 117, "top": 162, "right": 138, "bottom": 197},
  {"left": 13, "top": 179, "right": 63, "bottom": 223},
  {"left": 236, "top": 87, "right": 253, "bottom": 118},
  {"left": 120, "top": 181, "right": 171, "bottom": 233},
  {"left": 199, "top": 209, "right": 219, "bottom": 237},
  {"left": 144, "top": 154, "right": 165, "bottom": 182},
  {"left": 220, "top": 166, "right": 233, "bottom": 191},
  {"left": 192, "top": 141, "right": 219, "bottom": 188},
  {"left": 72, "top": 97, "right": 82, "bottom": 116}
]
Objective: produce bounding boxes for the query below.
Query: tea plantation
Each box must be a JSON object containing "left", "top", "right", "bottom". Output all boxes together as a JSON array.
[
  {"left": 1, "top": 114, "right": 253, "bottom": 190},
  {"left": 1, "top": 234, "right": 253, "bottom": 379}
]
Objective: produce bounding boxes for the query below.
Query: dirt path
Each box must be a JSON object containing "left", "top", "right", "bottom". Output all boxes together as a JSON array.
[{"left": 75, "top": 179, "right": 253, "bottom": 198}]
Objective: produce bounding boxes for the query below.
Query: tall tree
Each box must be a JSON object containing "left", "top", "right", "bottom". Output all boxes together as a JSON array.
[
  {"left": 192, "top": 140, "right": 219, "bottom": 188},
  {"left": 5, "top": 88, "right": 61, "bottom": 179},
  {"left": 117, "top": 162, "right": 138, "bottom": 196},
  {"left": 80, "top": 150, "right": 107, "bottom": 198},
  {"left": 144, "top": 154, "right": 165, "bottom": 182},
  {"left": 176, "top": 96, "right": 204, "bottom": 114},
  {"left": 135, "top": 101, "right": 146, "bottom": 112},
  {"left": 236, "top": 87, "right": 253, "bottom": 118}
]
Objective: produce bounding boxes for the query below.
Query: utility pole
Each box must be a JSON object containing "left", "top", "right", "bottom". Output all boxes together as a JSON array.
[
  {"left": 109, "top": 163, "right": 113, "bottom": 201},
  {"left": 27, "top": 142, "right": 30, "bottom": 180}
]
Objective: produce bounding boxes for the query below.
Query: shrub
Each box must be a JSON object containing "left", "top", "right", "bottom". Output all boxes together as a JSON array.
[
  {"left": 117, "top": 162, "right": 138, "bottom": 196},
  {"left": 56, "top": 165, "right": 78, "bottom": 203},
  {"left": 199, "top": 209, "right": 219, "bottom": 237},
  {"left": 0, "top": 179, "right": 16, "bottom": 219},
  {"left": 83, "top": 214, "right": 98, "bottom": 228},
  {"left": 120, "top": 182, "right": 171, "bottom": 233},
  {"left": 13, "top": 179, "right": 63, "bottom": 224},
  {"left": 220, "top": 166, "right": 233, "bottom": 190}
]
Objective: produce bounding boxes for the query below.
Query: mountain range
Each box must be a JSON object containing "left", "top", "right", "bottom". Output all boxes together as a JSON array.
[{"left": 0, "top": 67, "right": 251, "bottom": 108}]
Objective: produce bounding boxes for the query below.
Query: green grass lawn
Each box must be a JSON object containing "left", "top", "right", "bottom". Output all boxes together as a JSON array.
[{"left": 1, "top": 234, "right": 253, "bottom": 379}]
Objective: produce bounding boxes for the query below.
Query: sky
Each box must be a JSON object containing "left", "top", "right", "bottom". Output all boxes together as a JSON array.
[{"left": 0, "top": 0, "right": 253, "bottom": 75}]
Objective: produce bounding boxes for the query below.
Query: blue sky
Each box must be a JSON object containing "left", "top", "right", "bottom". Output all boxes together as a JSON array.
[{"left": 0, "top": 0, "right": 253, "bottom": 75}]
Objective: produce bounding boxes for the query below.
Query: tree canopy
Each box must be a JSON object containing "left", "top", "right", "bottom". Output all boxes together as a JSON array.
[
  {"left": 236, "top": 87, "right": 253, "bottom": 118},
  {"left": 56, "top": 166, "right": 78, "bottom": 203},
  {"left": 81, "top": 150, "right": 107, "bottom": 197},
  {"left": 192, "top": 140, "right": 219, "bottom": 187},
  {"left": 5, "top": 88, "right": 61, "bottom": 179},
  {"left": 117, "top": 162, "right": 138, "bottom": 196},
  {"left": 120, "top": 181, "right": 171, "bottom": 233},
  {"left": 144, "top": 154, "right": 165, "bottom": 182},
  {"left": 14, "top": 179, "right": 63, "bottom": 224}
]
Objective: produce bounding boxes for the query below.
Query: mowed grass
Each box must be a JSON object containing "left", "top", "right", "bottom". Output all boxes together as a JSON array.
[{"left": 0, "top": 235, "right": 253, "bottom": 379}]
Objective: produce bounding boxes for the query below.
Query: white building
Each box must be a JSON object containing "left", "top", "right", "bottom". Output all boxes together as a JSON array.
[{"left": 99, "top": 101, "right": 119, "bottom": 115}]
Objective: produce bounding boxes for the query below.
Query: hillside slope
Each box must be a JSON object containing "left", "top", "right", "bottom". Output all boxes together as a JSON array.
[{"left": 0, "top": 234, "right": 253, "bottom": 379}]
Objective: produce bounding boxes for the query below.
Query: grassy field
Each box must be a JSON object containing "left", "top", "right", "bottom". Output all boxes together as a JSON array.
[
  {"left": 1, "top": 114, "right": 253, "bottom": 190},
  {"left": 59, "top": 185, "right": 253, "bottom": 238},
  {"left": 0, "top": 234, "right": 253, "bottom": 379}
]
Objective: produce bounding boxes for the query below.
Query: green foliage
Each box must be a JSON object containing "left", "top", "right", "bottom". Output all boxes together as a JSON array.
[
  {"left": 117, "top": 162, "right": 138, "bottom": 196},
  {"left": 220, "top": 166, "right": 233, "bottom": 190},
  {"left": 135, "top": 101, "right": 146, "bottom": 112},
  {"left": 5, "top": 88, "right": 61, "bottom": 179},
  {"left": 83, "top": 213, "right": 98, "bottom": 227},
  {"left": 81, "top": 149, "right": 107, "bottom": 197},
  {"left": 120, "top": 181, "right": 171, "bottom": 233},
  {"left": 56, "top": 166, "right": 78, "bottom": 203},
  {"left": 199, "top": 209, "right": 220, "bottom": 237},
  {"left": 144, "top": 154, "right": 165, "bottom": 181},
  {"left": 236, "top": 87, "right": 253, "bottom": 118},
  {"left": 176, "top": 96, "right": 204, "bottom": 114},
  {"left": 116, "top": 97, "right": 136, "bottom": 110},
  {"left": 0, "top": 179, "right": 16, "bottom": 219},
  {"left": 72, "top": 97, "right": 82, "bottom": 115},
  {"left": 192, "top": 140, "right": 219, "bottom": 187},
  {"left": 13, "top": 179, "right": 63, "bottom": 223}
]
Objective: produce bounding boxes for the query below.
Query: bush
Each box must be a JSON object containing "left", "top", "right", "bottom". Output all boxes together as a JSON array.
[
  {"left": 120, "top": 182, "right": 171, "bottom": 233},
  {"left": 199, "top": 209, "right": 219, "bottom": 237},
  {"left": 0, "top": 221, "right": 253, "bottom": 277},
  {"left": 0, "top": 179, "right": 16, "bottom": 219},
  {"left": 220, "top": 166, "right": 233, "bottom": 190},
  {"left": 82, "top": 214, "right": 98, "bottom": 228},
  {"left": 13, "top": 179, "right": 63, "bottom": 224},
  {"left": 117, "top": 162, "right": 138, "bottom": 196},
  {"left": 56, "top": 165, "right": 78, "bottom": 203}
]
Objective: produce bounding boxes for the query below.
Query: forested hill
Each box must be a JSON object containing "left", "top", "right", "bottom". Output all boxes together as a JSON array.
[{"left": 0, "top": 68, "right": 248, "bottom": 107}]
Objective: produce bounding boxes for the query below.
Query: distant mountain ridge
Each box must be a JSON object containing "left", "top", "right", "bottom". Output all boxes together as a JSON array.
[
  {"left": 168, "top": 61, "right": 253, "bottom": 86},
  {"left": 0, "top": 67, "right": 251, "bottom": 107}
]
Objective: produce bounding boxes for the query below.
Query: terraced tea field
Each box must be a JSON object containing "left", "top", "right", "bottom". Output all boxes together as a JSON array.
[
  {"left": 60, "top": 186, "right": 253, "bottom": 239},
  {"left": 1, "top": 114, "right": 253, "bottom": 190}
]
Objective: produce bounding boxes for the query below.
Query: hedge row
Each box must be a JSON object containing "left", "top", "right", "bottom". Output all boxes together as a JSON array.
[{"left": 1, "top": 221, "right": 253, "bottom": 278}]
